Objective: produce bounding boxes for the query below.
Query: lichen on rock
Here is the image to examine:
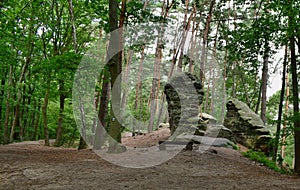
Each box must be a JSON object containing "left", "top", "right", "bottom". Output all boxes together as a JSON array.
[
  {"left": 164, "top": 72, "right": 205, "bottom": 137},
  {"left": 223, "top": 98, "right": 272, "bottom": 153}
]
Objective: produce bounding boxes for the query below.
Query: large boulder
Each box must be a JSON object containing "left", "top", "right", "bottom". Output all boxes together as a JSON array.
[
  {"left": 223, "top": 99, "right": 272, "bottom": 153},
  {"left": 164, "top": 72, "right": 205, "bottom": 136}
]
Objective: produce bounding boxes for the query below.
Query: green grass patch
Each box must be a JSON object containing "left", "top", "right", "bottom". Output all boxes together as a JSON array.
[{"left": 242, "top": 150, "right": 284, "bottom": 173}]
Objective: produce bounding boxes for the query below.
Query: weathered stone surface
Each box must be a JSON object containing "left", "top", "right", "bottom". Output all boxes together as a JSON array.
[
  {"left": 176, "top": 135, "right": 235, "bottom": 149},
  {"left": 158, "top": 123, "right": 170, "bottom": 129},
  {"left": 164, "top": 72, "right": 205, "bottom": 136},
  {"left": 205, "top": 124, "right": 235, "bottom": 141},
  {"left": 198, "top": 113, "right": 235, "bottom": 142},
  {"left": 200, "top": 113, "right": 217, "bottom": 125},
  {"left": 223, "top": 98, "right": 272, "bottom": 153}
]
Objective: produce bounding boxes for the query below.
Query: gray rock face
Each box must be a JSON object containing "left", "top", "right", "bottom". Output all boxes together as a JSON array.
[
  {"left": 176, "top": 135, "right": 235, "bottom": 149},
  {"left": 164, "top": 72, "right": 205, "bottom": 136},
  {"left": 223, "top": 98, "right": 272, "bottom": 153}
]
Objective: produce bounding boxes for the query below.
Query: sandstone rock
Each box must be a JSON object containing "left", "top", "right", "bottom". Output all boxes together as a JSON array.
[
  {"left": 205, "top": 124, "right": 235, "bottom": 141},
  {"left": 197, "top": 112, "right": 235, "bottom": 142},
  {"left": 200, "top": 112, "right": 217, "bottom": 125},
  {"left": 176, "top": 135, "right": 234, "bottom": 149},
  {"left": 223, "top": 98, "right": 272, "bottom": 153},
  {"left": 164, "top": 72, "right": 204, "bottom": 136},
  {"left": 158, "top": 123, "right": 170, "bottom": 129}
]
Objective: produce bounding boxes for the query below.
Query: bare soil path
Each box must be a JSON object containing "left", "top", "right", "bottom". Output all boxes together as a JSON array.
[{"left": 1, "top": 129, "right": 300, "bottom": 190}]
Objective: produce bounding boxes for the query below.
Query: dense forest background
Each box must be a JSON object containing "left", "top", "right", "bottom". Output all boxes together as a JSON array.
[{"left": 0, "top": 0, "right": 300, "bottom": 173}]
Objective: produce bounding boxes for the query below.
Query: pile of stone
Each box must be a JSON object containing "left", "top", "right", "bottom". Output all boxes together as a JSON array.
[{"left": 223, "top": 98, "right": 272, "bottom": 153}]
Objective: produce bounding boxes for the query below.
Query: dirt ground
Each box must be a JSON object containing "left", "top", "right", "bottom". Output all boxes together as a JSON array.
[{"left": 1, "top": 128, "right": 300, "bottom": 190}]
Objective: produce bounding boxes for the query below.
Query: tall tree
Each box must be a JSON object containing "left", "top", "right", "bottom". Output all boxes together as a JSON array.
[
  {"left": 273, "top": 46, "right": 288, "bottom": 161},
  {"left": 199, "top": 0, "right": 215, "bottom": 82},
  {"left": 148, "top": 0, "right": 174, "bottom": 132},
  {"left": 10, "top": 1, "right": 36, "bottom": 142},
  {"left": 288, "top": 7, "right": 300, "bottom": 174},
  {"left": 260, "top": 3, "right": 271, "bottom": 125},
  {"left": 107, "top": 0, "right": 125, "bottom": 153}
]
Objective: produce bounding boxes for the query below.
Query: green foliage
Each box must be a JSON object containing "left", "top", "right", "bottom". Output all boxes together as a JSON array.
[
  {"left": 242, "top": 150, "right": 284, "bottom": 173},
  {"left": 47, "top": 99, "right": 79, "bottom": 147}
]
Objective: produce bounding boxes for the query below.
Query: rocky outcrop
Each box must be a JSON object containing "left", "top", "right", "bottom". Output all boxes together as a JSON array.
[
  {"left": 164, "top": 72, "right": 205, "bottom": 136},
  {"left": 176, "top": 135, "right": 235, "bottom": 149},
  {"left": 199, "top": 113, "right": 234, "bottom": 141},
  {"left": 223, "top": 99, "right": 272, "bottom": 153}
]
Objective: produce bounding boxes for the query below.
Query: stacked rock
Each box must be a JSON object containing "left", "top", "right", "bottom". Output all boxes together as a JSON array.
[
  {"left": 164, "top": 72, "right": 205, "bottom": 137},
  {"left": 223, "top": 98, "right": 272, "bottom": 153}
]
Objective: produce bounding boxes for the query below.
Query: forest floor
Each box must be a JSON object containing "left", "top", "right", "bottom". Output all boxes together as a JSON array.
[{"left": 1, "top": 128, "right": 300, "bottom": 190}]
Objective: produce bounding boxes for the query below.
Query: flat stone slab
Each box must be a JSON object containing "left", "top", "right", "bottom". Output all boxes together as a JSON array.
[{"left": 175, "top": 135, "right": 234, "bottom": 149}]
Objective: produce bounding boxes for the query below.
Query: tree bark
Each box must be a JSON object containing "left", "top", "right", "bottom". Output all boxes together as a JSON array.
[
  {"left": 10, "top": 60, "right": 31, "bottom": 143},
  {"left": 281, "top": 69, "right": 289, "bottom": 160},
  {"left": 188, "top": 10, "right": 199, "bottom": 74},
  {"left": 133, "top": 46, "right": 145, "bottom": 135},
  {"left": 10, "top": 6, "right": 35, "bottom": 142},
  {"left": 199, "top": 0, "right": 215, "bottom": 82},
  {"left": 94, "top": 68, "right": 110, "bottom": 150},
  {"left": 42, "top": 76, "right": 50, "bottom": 146},
  {"left": 3, "top": 65, "right": 13, "bottom": 144},
  {"left": 177, "top": 0, "right": 191, "bottom": 72},
  {"left": 68, "top": 0, "right": 78, "bottom": 53},
  {"left": 31, "top": 100, "right": 41, "bottom": 141},
  {"left": 0, "top": 75, "right": 6, "bottom": 140},
  {"left": 289, "top": 27, "right": 300, "bottom": 175},
  {"left": 261, "top": 38, "right": 269, "bottom": 124},
  {"left": 255, "top": 82, "right": 262, "bottom": 114},
  {"left": 107, "top": 0, "right": 125, "bottom": 153},
  {"left": 273, "top": 45, "right": 287, "bottom": 161},
  {"left": 55, "top": 81, "right": 66, "bottom": 147},
  {"left": 121, "top": 50, "right": 132, "bottom": 112},
  {"left": 148, "top": 1, "right": 173, "bottom": 132}
]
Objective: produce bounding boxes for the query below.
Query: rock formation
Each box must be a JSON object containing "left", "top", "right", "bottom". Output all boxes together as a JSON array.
[
  {"left": 164, "top": 72, "right": 205, "bottom": 137},
  {"left": 223, "top": 98, "right": 272, "bottom": 153}
]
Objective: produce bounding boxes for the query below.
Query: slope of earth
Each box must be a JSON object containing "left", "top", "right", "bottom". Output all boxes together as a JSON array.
[{"left": 1, "top": 131, "right": 300, "bottom": 190}]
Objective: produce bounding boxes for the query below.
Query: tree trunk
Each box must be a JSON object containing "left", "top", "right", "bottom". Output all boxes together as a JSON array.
[
  {"left": 42, "top": 76, "right": 50, "bottom": 146},
  {"left": 55, "top": 81, "right": 66, "bottom": 147},
  {"left": 10, "top": 6, "right": 35, "bottom": 142},
  {"left": 289, "top": 29, "right": 300, "bottom": 175},
  {"left": 273, "top": 45, "right": 287, "bottom": 161},
  {"left": 19, "top": 85, "right": 26, "bottom": 141},
  {"left": 94, "top": 68, "right": 110, "bottom": 150},
  {"left": 10, "top": 62, "right": 30, "bottom": 143},
  {"left": 231, "top": 62, "right": 236, "bottom": 98},
  {"left": 78, "top": 136, "right": 87, "bottom": 150},
  {"left": 107, "top": 0, "right": 124, "bottom": 153},
  {"left": 177, "top": 0, "right": 191, "bottom": 72},
  {"left": 239, "top": 63, "right": 251, "bottom": 107},
  {"left": 255, "top": 83, "right": 262, "bottom": 114},
  {"left": 68, "top": 0, "right": 78, "bottom": 53},
  {"left": 281, "top": 68, "right": 289, "bottom": 160},
  {"left": 148, "top": 50, "right": 161, "bottom": 132},
  {"left": 121, "top": 50, "right": 132, "bottom": 112},
  {"left": 133, "top": 46, "right": 145, "bottom": 135},
  {"left": 3, "top": 65, "right": 13, "bottom": 144},
  {"left": 0, "top": 75, "right": 6, "bottom": 140},
  {"left": 261, "top": 38, "right": 269, "bottom": 124},
  {"left": 189, "top": 10, "right": 198, "bottom": 74},
  {"left": 148, "top": 1, "right": 173, "bottom": 132},
  {"left": 199, "top": 0, "right": 215, "bottom": 82},
  {"left": 31, "top": 100, "right": 41, "bottom": 141}
]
